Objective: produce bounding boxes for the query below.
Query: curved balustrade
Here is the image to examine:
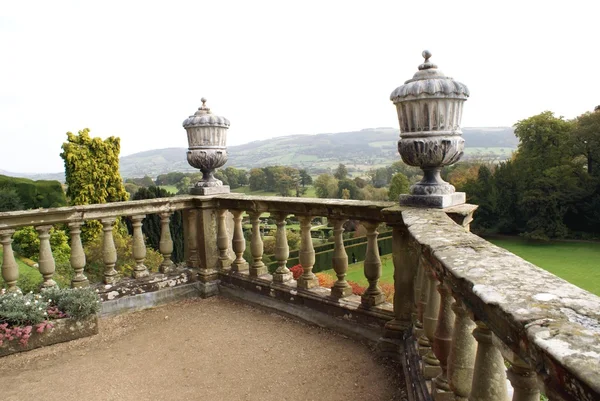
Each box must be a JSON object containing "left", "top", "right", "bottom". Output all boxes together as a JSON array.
[{"left": 0, "top": 194, "right": 598, "bottom": 400}]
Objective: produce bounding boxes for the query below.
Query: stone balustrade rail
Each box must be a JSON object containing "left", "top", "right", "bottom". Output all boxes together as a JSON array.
[{"left": 0, "top": 194, "right": 598, "bottom": 401}]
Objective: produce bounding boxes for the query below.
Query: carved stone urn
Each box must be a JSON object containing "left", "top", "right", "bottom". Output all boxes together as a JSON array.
[
  {"left": 183, "top": 98, "right": 230, "bottom": 195},
  {"left": 390, "top": 50, "right": 469, "bottom": 208}
]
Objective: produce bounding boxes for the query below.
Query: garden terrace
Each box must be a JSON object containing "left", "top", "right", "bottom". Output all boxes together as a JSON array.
[{"left": 1, "top": 194, "right": 599, "bottom": 401}]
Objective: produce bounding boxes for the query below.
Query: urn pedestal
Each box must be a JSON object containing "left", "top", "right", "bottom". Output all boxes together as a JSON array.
[
  {"left": 390, "top": 51, "right": 469, "bottom": 208},
  {"left": 183, "top": 98, "right": 231, "bottom": 195}
]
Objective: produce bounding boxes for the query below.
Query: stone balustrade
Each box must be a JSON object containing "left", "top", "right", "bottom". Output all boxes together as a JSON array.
[{"left": 0, "top": 194, "right": 598, "bottom": 401}]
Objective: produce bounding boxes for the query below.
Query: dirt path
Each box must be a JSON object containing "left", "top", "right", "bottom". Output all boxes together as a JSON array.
[{"left": 0, "top": 296, "right": 405, "bottom": 401}]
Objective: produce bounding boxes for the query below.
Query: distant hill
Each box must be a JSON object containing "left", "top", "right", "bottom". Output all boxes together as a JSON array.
[
  {"left": 2, "top": 127, "right": 517, "bottom": 180},
  {"left": 0, "top": 169, "right": 65, "bottom": 183},
  {"left": 119, "top": 127, "right": 517, "bottom": 178}
]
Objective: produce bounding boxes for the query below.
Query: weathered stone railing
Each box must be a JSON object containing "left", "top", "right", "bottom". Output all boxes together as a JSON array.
[
  {"left": 396, "top": 207, "right": 600, "bottom": 401},
  {"left": 0, "top": 196, "right": 202, "bottom": 290},
  {"left": 1, "top": 194, "right": 598, "bottom": 401}
]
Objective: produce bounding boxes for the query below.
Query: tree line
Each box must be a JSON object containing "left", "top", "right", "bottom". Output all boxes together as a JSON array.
[{"left": 454, "top": 108, "right": 600, "bottom": 240}]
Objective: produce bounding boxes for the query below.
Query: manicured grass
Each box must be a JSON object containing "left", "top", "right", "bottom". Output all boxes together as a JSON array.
[
  {"left": 319, "top": 238, "right": 600, "bottom": 296},
  {"left": 159, "top": 185, "right": 178, "bottom": 194},
  {"left": 320, "top": 254, "right": 394, "bottom": 286},
  {"left": 0, "top": 248, "right": 42, "bottom": 286},
  {"left": 485, "top": 237, "right": 600, "bottom": 296},
  {"left": 232, "top": 186, "right": 318, "bottom": 198},
  {"left": 232, "top": 187, "right": 279, "bottom": 197}
]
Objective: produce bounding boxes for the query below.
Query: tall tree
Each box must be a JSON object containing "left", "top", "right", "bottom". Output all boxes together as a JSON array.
[
  {"left": 388, "top": 173, "right": 410, "bottom": 201},
  {"left": 249, "top": 168, "right": 266, "bottom": 191},
  {"left": 60, "top": 128, "right": 129, "bottom": 241},
  {"left": 299, "top": 170, "right": 312, "bottom": 187},
  {"left": 573, "top": 106, "right": 600, "bottom": 176},
  {"left": 60, "top": 128, "right": 129, "bottom": 206},
  {"left": 334, "top": 164, "right": 348, "bottom": 180},
  {"left": 314, "top": 174, "right": 339, "bottom": 198}
]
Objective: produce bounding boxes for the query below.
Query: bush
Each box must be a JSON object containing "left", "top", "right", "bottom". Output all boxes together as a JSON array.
[
  {"left": 12, "top": 225, "right": 71, "bottom": 264},
  {"left": 41, "top": 287, "right": 100, "bottom": 320},
  {"left": 289, "top": 264, "right": 303, "bottom": 280},
  {"left": 315, "top": 272, "right": 335, "bottom": 288},
  {"left": 0, "top": 291, "right": 49, "bottom": 326}
]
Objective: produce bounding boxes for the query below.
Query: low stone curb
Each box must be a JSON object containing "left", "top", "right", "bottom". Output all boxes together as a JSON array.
[{"left": 0, "top": 316, "right": 99, "bottom": 358}]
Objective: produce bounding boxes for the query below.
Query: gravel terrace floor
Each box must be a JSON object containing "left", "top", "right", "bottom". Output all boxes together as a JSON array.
[{"left": 0, "top": 296, "right": 406, "bottom": 401}]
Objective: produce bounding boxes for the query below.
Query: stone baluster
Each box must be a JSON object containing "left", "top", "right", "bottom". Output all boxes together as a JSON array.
[
  {"left": 447, "top": 298, "right": 477, "bottom": 401},
  {"left": 417, "top": 254, "right": 430, "bottom": 341},
  {"left": 36, "top": 225, "right": 57, "bottom": 288},
  {"left": 68, "top": 221, "right": 89, "bottom": 287},
  {"left": 384, "top": 224, "right": 418, "bottom": 337},
  {"left": 159, "top": 212, "right": 175, "bottom": 273},
  {"left": 360, "top": 221, "right": 385, "bottom": 307},
  {"left": 272, "top": 212, "right": 293, "bottom": 283},
  {"left": 413, "top": 256, "right": 425, "bottom": 336},
  {"left": 297, "top": 214, "right": 318, "bottom": 289},
  {"left": 0, "top": 229, "right": 19, "bottom": 292},
  {"left": 186, "top": 209, "right": 200, "bottom": 269},
  {"left": 432, "top": 281, "right": 456, "bottom": 400},
  {"left": 422, "top": 267, "right": 442, "bottom": 379},
  {"left": 492, "top": 335, "right": 540, "bottom": 401},
  {"left": 417, "top": 260, "right": 433, "bottom": 354},
  {"left": 231, "top": 210, "right": 249, "bottom": 273},
  {"left": 330, "top": 218, "right": 352, "bottom": 298},
  {"left": 101, "top": 218, "right": 118, "bottom": 285},
  {"left": 468, "top": 322, "right": 508, "bottom": 401},
  {"left": 248, "top": 211, "right": 267, "bottom": 277},
  {"left": 131, "top": 215, "right": 149, "bottom": 278},
  {"left": 506, "top": 361, "right": 540, "bottom": 401},
  {"left": 217, "top": 209, "right": 232, "bottom": 269}
]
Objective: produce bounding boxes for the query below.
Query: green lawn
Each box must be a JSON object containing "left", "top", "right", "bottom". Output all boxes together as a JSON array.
[
  {"left": 159, "top": 185, "right": 178, "bottom": 194},
  {"left": 232, "top": 186, "right": 318, "bottom": 198},
  {"left": 319, "top": 238, "right": 600, "bottom": 296},
  {"left": 0, "top": 248, "right": 42, "bottom": 288},
  {"left": 486, "top": 237, "right": 600, "bottom": 296},
  {"left": 321, "top": 254, "right": 394, "bottom": 286}
]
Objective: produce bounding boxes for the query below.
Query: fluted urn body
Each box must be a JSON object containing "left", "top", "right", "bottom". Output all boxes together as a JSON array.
[
  {"left": 390, "top": 51, "right": 469, "bottom": 208},
  {"left": 183, "top": 98, "right": 230, "bottom": 195}
]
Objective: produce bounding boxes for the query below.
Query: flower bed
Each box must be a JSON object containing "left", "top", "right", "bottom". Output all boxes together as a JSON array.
[{"left": 0, "top": 287, "right": 100, "bottom": 357}]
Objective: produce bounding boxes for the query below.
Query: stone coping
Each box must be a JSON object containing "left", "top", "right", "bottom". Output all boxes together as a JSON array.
[
  {"left": 403, "top": 208, "right": 600, "bottom": 400},
  {"left": 0, "top": 194, "right": 477, "bottom": 230}
]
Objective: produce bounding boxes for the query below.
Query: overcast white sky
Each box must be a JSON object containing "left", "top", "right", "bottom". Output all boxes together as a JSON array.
[{"left": 1, "top": 0, "right": 599, "bottom": 173}]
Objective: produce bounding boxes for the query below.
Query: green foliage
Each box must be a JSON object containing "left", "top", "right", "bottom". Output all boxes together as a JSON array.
[
  {"left": 12, "top": 226, "right": 71, "bottom": 264},
  {"left": 388, "top": 173, "right": 410, "bottom": 201},
  {"left": 0, "top": 291, "right": 49, "bottom": 326},
  {"left": 337, "top": 179, "right": 359, "bottom": 200},
  {"left": 334, "top": 163, "right": 348, "bottom": 180},
  {"left": 0, "top": 187, "right": 24, "bottom": 212},
  {"left": 573, "top": 107, "right": 600, "bottom": 176},
  {"left": 462, "top": 110, "right": 600, "bottom": 239},
  {"left": 249, "top": 168, "right": 267, "bottom": 191},
  {"left": 314, "top": 174, "right": 339, "bottom": 198},
  {"left": 0, "top": 175, "right": 66, "bottom": 210},
  {"left": 125, "top": 176, "right": 155, "bottom": 187},
  {"left": 299, "top": 169, "right": 312, "bottom": 186},
  {"left": 155, "top": 172, "right": 185, "bottom": 186},
  {"left": 60, "top": 128, "right": 129, "bottom": 206},
  {"left": 41, "top": 287, "right": 100, "bottom": 320},
  {"left": 60, "top": 129, "right": 129, "bottom": 242}
]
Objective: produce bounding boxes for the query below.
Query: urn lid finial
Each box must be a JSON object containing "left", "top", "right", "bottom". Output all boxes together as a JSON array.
[
  {"left": 182, "top": 97, "right": 230, "bottom": 129},
  {"left": 418, "top": 50, "right": 437, "bottom": 70},
  {"left": 390, "top": 50, "right": 469, "bottom": 102}
]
